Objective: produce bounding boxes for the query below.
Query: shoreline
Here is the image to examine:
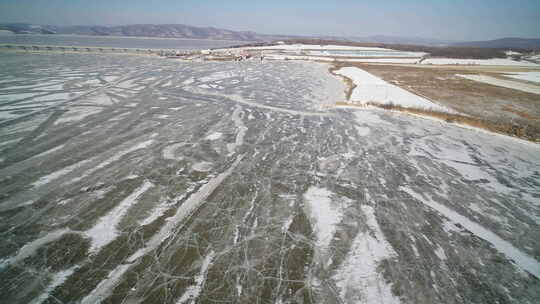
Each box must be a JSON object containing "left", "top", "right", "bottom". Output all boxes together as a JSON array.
[
  {"left": 1, "top": 47, "right": 538, "bottom": 143},
  {"left": 328, "top": 64, "right": 539, "bottom": 143}
]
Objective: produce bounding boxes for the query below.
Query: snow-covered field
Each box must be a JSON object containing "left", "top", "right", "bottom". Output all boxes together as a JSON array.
[
  {"left": 227, "top": 44, "right": 398, "bottom": 51},
  {"left": 336, "top": 66, "right": 451, "bottom": 111},
  {"left": 218, "top": 44, "right": 426, "bottom": 60},
  {"left": 457, "top": 74, "right": 540, "bottom": 95},
  {"left": 504, "top": 71, "right": 540, "bottom": 83},
  {"left": 422, "top": 58, "right": 540, "bottom": 67},
  {"left": 0, "top": 52, "right": 539, "bottom": 304},
  {"left": 265, "top": 55, "right": 423, "bottom": 64}
]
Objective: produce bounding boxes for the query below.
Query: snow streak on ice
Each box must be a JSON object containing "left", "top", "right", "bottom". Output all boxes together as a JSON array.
[{"left": 334, "top": 205, "right": 401, "bottom": 304}]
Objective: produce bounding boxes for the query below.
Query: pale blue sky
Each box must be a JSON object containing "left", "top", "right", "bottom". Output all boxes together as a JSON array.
[{"left": 1, "top": 0, "right": 539, "bottom": 40}]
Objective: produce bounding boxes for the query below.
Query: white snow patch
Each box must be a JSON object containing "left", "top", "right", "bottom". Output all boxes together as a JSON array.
[
  {"left": 199, "top": 71, "right": 237, "bottom": 82},
  {"left": 505, "top": 51, "right": 522, "bottom": 56},
  {"left": 86, "top": 93, "right": 113, "bottom": 106},
  {"left": 30, "top": 266, "right": 78, "bottom": 304},
  {"left": 227, "top": 105, "right": 248, "bottom": 155},
  {"left": 176, "top": 251, "right": 215, "bottom": 304},
  {"left": 86, "top": 181, "right": 154, "bottom": 253},
  {"left": 434, "top": 245, "right": 447, "bottom": 261},
  {"left": 140, "top": 199, "right": 175, "bottom": 226},
  {"left": 55, "top": 107, "right": 102, "bottom": 124},
  {"left": 30, "top": 145, "right": 65, "bottom": 159},
  {"left": 334, "top": 205, "right": 400, "bottom": 304},
  {"left": 103, "top": 76, "right": 119, "bottom": 83},
  {"left": 303, "top": 187, "right": 342, "bottom": 254},
  {"left": 87, "top": 140, "right": 154, "bottom": 175},
  {"left": 81, "top": 264, "right": 131, "bottom": 304},
  {"left": 182, "top": 78, "right": 195, "bottom": 85},
  {"left": 336, "top": 67, "right": 450, "bottom": 111},
  {"left": 356, "top": 126, "right": 371, "bottom": 136},
  {"left": 205, "top": 132, "right": 223, "bottom": 141},
  {"left": 192, "top": 161, "right": 213, "bottom": 172},
  {"left": 33, "top": 159, "right": 91, "bottom": 187},
  {"left": 162, "top": 142, "right": 186, "bottom": 160}
]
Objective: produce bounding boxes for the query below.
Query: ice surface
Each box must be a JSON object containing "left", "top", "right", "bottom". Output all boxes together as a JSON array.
[
  {"left": 87, "top": 139, "right": 155, "bottom": 175},
  {"left": 2, "top": 53, "right": 539, "bottom": 304},
  {"left": 3, "top": 229, "right": 71, "bottom": 267},
  {"left": 30, "top": 145, "right": 65, "bottom": 159},
  {"left": 162, "top": 142, "right": 186, "bottom": 160},
  {"left": 33, "top": 160, "right": 91, "bottom": 187},
  {"left": 401, "top": 187, "right": 540, "bottom": 279},
  {"left": 55, "top": 106, "right": 103, "bottom": 124},
  {"left": 30, "top": 266, "right": 78, "bottom": 304}
]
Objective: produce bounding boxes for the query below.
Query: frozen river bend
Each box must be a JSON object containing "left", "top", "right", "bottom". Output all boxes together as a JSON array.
[{"left": 0, "top": 53, "right": 539, "bottom": 304}]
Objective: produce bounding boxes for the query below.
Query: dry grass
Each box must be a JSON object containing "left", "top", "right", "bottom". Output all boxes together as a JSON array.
[{"left": 336, "top": 101, "right": 539, "bottom": 142}]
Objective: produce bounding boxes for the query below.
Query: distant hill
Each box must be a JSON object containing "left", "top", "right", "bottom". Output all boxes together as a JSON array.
[
  {"left": 349, "top": 35, "right": 453, "bottom": 46},
  {"left": 0, "top": 23, "right": 56, "bottom": 35},
  {"left": 451, "top": 38, "right": 540, "bottom": 50},
  {"left": 1, "top": 23, "right": 539, "bottom": 50},
  {"left": 0, "top": 23, "right": 297, "bottom": 42}
]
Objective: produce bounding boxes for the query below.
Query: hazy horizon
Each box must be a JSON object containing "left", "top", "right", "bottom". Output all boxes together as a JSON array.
[{"left": 1, "top": 0, "right": 539, "bottom": 41}]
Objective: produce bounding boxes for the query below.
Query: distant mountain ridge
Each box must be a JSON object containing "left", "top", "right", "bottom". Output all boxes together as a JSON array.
[
  {"left": 0, "top": 23, "right": 296, "bottom": 42},
  {"left": 451, "top": 38, "right": 540, "bottom": 49},
  {"left": 349, "top": 35, "right": 454, "bottom": 46},
  {"left": 1, "top": 23, "right": 539, "bottom": 49}
]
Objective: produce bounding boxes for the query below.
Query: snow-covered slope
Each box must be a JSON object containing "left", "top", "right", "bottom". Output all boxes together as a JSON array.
[{"left": 336, "top": 67, "right": 450, "bottom": 111}]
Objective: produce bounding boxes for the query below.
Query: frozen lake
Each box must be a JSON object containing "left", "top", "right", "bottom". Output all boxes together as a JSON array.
[
  {"left": 0, "top": 52, "right": 539, "bottom": 304},
  {"left": 0, "top": 34, "right": 243, "bottom": 50}
]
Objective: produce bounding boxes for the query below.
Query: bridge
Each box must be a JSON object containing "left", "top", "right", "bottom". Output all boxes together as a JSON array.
[{"left": 0, "top": 44, "right": 196, "bottom": 57}]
